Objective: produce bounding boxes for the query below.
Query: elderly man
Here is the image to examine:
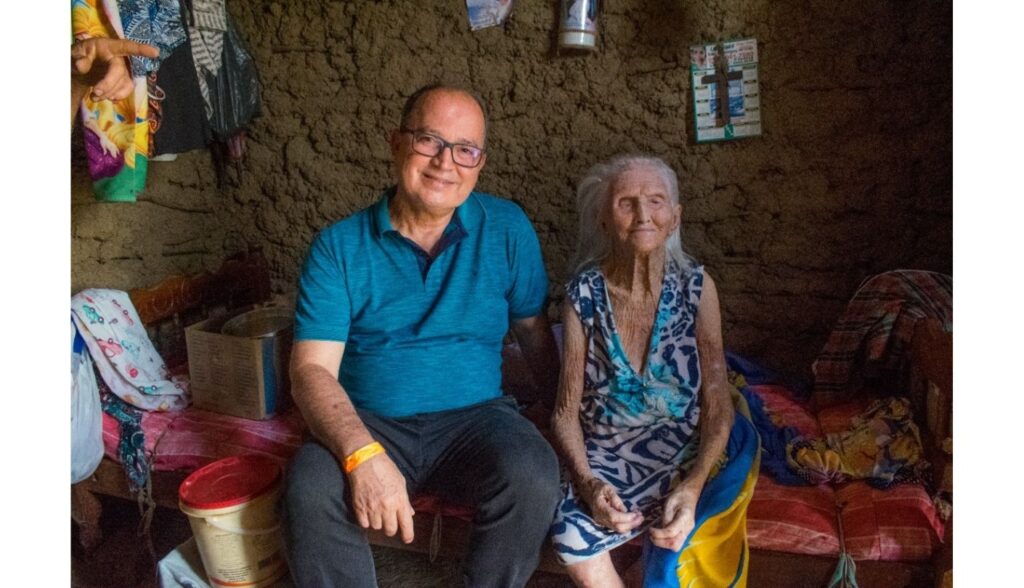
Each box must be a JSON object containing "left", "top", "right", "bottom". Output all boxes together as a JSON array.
[{"left": 282, "top": 83, "right": 562, "bottom": 587}]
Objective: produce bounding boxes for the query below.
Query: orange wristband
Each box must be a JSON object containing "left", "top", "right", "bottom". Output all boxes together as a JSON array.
[{"left": 343, "top": 442, "right": 385, "bottom": 473}]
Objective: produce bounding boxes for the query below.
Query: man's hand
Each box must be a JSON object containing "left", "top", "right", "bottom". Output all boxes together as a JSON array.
[
  {"left": 648, "top": 482, "right": 700, "bottom": 551},
  {"left": 72, "top": 38, "right": 159, "bottom": 101},
  {"left": 580, "top": 477, "right": 643, "bottom": 534},
  {"left": 347, "top": 453, "right": 416, "bottom": 544}
]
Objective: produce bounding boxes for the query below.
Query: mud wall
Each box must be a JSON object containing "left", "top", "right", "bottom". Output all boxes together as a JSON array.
[{"left": 71, "top": 0, "right": 952, "bottom": 377}]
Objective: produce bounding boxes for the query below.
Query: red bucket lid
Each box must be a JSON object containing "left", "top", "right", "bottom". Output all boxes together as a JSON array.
[{"left": 179, "top": 455, "right": 282, "bottom": 510}]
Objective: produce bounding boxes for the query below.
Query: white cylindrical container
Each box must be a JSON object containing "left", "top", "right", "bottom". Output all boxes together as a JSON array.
[{"left": 559, "top": 0, "right": 599, "bottom": 50}]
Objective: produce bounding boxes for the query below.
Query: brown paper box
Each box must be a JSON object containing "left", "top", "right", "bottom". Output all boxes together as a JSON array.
[{"left": 185, "top": 310, "right": 292, "bottom": 420}]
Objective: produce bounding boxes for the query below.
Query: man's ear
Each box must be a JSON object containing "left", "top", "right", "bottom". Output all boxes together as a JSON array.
[
  {"left": 478, "top": 151, "right": 487, "bottom": 171},
  {"left": 388, "top": 129, "right": 403, "bottom": 156}
]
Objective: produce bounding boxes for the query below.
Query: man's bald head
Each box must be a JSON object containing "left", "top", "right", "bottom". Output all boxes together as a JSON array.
[{"left": 399, "top": 83, "right": 489, "bottom": 147}]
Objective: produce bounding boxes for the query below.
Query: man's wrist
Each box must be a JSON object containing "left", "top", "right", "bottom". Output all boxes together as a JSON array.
[{"left": 343, "top": 441, "right": 385, "bottom": 473}]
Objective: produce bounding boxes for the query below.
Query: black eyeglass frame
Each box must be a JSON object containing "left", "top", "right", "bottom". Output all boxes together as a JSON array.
[{"left": 398, "top": 128, "right": 486, "bottom": 168}]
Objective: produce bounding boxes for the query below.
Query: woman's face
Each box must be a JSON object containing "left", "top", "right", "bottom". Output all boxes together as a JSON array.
[{"left": 604, "top": 165, "right": 681, "bottom": 256}]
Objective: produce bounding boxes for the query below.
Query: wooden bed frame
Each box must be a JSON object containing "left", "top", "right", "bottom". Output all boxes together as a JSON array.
[{"left": 71, "top": 253, "right": 952, "bottom": 586}]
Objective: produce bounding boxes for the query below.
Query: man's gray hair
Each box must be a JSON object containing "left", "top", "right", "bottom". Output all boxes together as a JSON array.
[{"left": 570, "top": 154, "right": 695, "bottom": 276}]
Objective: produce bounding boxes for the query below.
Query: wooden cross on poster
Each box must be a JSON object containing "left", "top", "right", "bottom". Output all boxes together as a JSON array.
[{"left": 700, "top": 44, "right": 743, "bottom": 127}]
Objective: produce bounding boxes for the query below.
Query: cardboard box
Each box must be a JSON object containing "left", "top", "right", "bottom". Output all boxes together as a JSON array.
[{"left": 185, "top": 308, "right": 293, "bottom": 420}]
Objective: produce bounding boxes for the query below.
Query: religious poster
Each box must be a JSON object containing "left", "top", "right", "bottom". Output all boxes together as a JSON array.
[{"left": 690, "top": 38, "right": 762, "bottom": 143}]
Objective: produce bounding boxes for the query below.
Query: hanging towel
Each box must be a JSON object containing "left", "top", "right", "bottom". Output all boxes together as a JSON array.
[
  {"left": 73, "top": 0, "right": 151, "bottom": 202},
  {"left": 70, "top": 288, "right": 189, "bottom": 412}
]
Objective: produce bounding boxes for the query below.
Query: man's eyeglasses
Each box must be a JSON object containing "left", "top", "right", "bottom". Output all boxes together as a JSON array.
[{"left": 399, "top": 129, "right": 485, "bottom": 168}]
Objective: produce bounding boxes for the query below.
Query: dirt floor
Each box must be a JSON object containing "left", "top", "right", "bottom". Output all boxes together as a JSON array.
[{"left": 70, "top": 496, "right": 574, "bottom": 588}]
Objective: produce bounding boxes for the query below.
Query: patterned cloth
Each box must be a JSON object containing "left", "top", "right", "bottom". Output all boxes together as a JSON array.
[
  {"left": 787, "top": 396, "right": 928, "bottom": 489},
  {"left": 550, "top": 260, "right": 759, "bottom": 579},
  {"left": 184, "top": 0, "right": 227, "bottom": 119},
  {"left": 643, "top": 393, "right": 760, "bottom": 587},
  {"left": 811, "top": 270, "right": 952, "bottom": 408},
  {"left": 71, "top": 289, "right": 190, "bottom": 412},
  {"left": 73, "top": 0, "right": 151, "bottom": 201},
  {"left": 550, "top": 261, "right": 706, "bottom": 563},
  {"left": 117, "top": 0, "right": 187, "bottom": 75},
  {"left": 100, "top": 385, "right": 150, "bottom": 491}
]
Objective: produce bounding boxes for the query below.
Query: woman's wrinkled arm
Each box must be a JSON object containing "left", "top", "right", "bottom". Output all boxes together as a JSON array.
[
  {"left": 550, "top": 301, "right": 593, "bottom": 489},
  {"left": 683, "top": 272, "right": 734, "bottom": 492},
  {"left": 550, "top": 300, "right": 644, "bottom": 533},
  {"left": 650, "top": 272, "right": 735, "bottom": 550}
]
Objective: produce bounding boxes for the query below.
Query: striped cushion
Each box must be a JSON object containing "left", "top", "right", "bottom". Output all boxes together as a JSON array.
[{"left": 100, "top": 370, "right": 945, "bottom": 561}]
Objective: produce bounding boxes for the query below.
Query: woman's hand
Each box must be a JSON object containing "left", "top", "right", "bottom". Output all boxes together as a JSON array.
[
  {"left": 579, "top": 477, "right": 643, "bottom": 534},
  {"left": 649, "top": 482, "right": 700, "bottom": 551}
]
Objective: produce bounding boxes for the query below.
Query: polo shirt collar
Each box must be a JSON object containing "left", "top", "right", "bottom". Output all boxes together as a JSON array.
[{"left": 372, "top": 187, "right": 485, "bottom": 239}]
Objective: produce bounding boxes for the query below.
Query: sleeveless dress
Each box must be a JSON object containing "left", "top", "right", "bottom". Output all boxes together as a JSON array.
[{"left": 550, "top": 260, "right": 706, "bottom": 564}]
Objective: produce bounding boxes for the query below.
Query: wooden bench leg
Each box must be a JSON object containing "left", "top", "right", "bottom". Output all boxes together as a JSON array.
[{"left": 72, "top": 484, "right": 104, "bottom": 553}]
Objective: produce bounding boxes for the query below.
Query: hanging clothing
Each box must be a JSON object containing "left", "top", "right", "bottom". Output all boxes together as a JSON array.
[
  {"left": 116, "top": 0, "right": 187, "bottom": 76},
  {"left": 183, "top": 0, "right": 227, "bottom": 120},
  {"left": 73, "top": 0, "right": 150, "bottom": 202},
  {"left": 151, "top": 17, "right": 213, "bottom": 155},
  {"left": 181, "top": 0, "right": 261, "bottom": 183}
]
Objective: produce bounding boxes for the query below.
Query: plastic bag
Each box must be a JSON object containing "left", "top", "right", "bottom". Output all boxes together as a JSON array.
[
  {"left": 207, "top": 15, "right": 261, "bottom": 141},
  {"left": 71, "top": 319, "right": 104, "bottom": 484}
]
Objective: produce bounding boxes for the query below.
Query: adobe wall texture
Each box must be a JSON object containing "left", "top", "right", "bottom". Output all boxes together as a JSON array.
[{"left": 71, "top": 0, "right": 952, "bottom": 378}]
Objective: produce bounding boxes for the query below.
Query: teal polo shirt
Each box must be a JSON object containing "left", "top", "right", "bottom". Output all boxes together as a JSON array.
[{"left": 294, "top": 189, "right": 549, "bottom": 417}]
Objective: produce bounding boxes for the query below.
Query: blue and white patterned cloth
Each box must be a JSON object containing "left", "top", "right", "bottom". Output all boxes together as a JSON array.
[
  {"left": 550, "top": 260, "right": 706, "bottom": 565},
  {"left": 118, "top": 0, "right": 187, "bottom": 75}
]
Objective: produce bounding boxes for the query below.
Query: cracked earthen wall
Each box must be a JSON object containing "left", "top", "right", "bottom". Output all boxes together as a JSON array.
[{"left": 70, "top": 0, "right": 952, "bottom": 377}]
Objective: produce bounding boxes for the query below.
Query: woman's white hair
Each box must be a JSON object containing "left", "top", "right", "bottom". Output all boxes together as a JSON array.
[{"left": 570, "top": 154, "right": 696, "bottom": 276}]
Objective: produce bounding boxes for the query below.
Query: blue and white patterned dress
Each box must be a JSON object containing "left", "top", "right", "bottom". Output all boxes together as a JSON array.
[{"left": 550, "top": 260, "right": 705, "bottom": 565}]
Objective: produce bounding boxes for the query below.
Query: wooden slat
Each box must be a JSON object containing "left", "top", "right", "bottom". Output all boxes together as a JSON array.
[{"left": 129, "top": 249, "right": 271, "bottom": 325}]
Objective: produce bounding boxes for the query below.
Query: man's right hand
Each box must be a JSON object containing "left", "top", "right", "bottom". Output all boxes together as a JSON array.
[{"left": 347, "top": 453, "right": 416, "bottom": 544}]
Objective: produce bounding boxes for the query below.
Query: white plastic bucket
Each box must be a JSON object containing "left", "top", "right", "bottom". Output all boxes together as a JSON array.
[{"left": 179, "top": 455, "right": 288, "bottom": 587}]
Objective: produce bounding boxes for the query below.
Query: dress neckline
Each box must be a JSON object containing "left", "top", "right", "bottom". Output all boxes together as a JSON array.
[{"left": 596, "top": 262, "right": 673, "bottom": 382}]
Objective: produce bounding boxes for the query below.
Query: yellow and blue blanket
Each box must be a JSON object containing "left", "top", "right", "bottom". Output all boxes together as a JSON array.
[{"left": 642, "top": 396, "right": 761, "bottom": 587}]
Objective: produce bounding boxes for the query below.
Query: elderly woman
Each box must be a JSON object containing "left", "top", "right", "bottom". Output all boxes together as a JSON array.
[{"left": 549, "top": 155, "right": 760, "bottom": 587}]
